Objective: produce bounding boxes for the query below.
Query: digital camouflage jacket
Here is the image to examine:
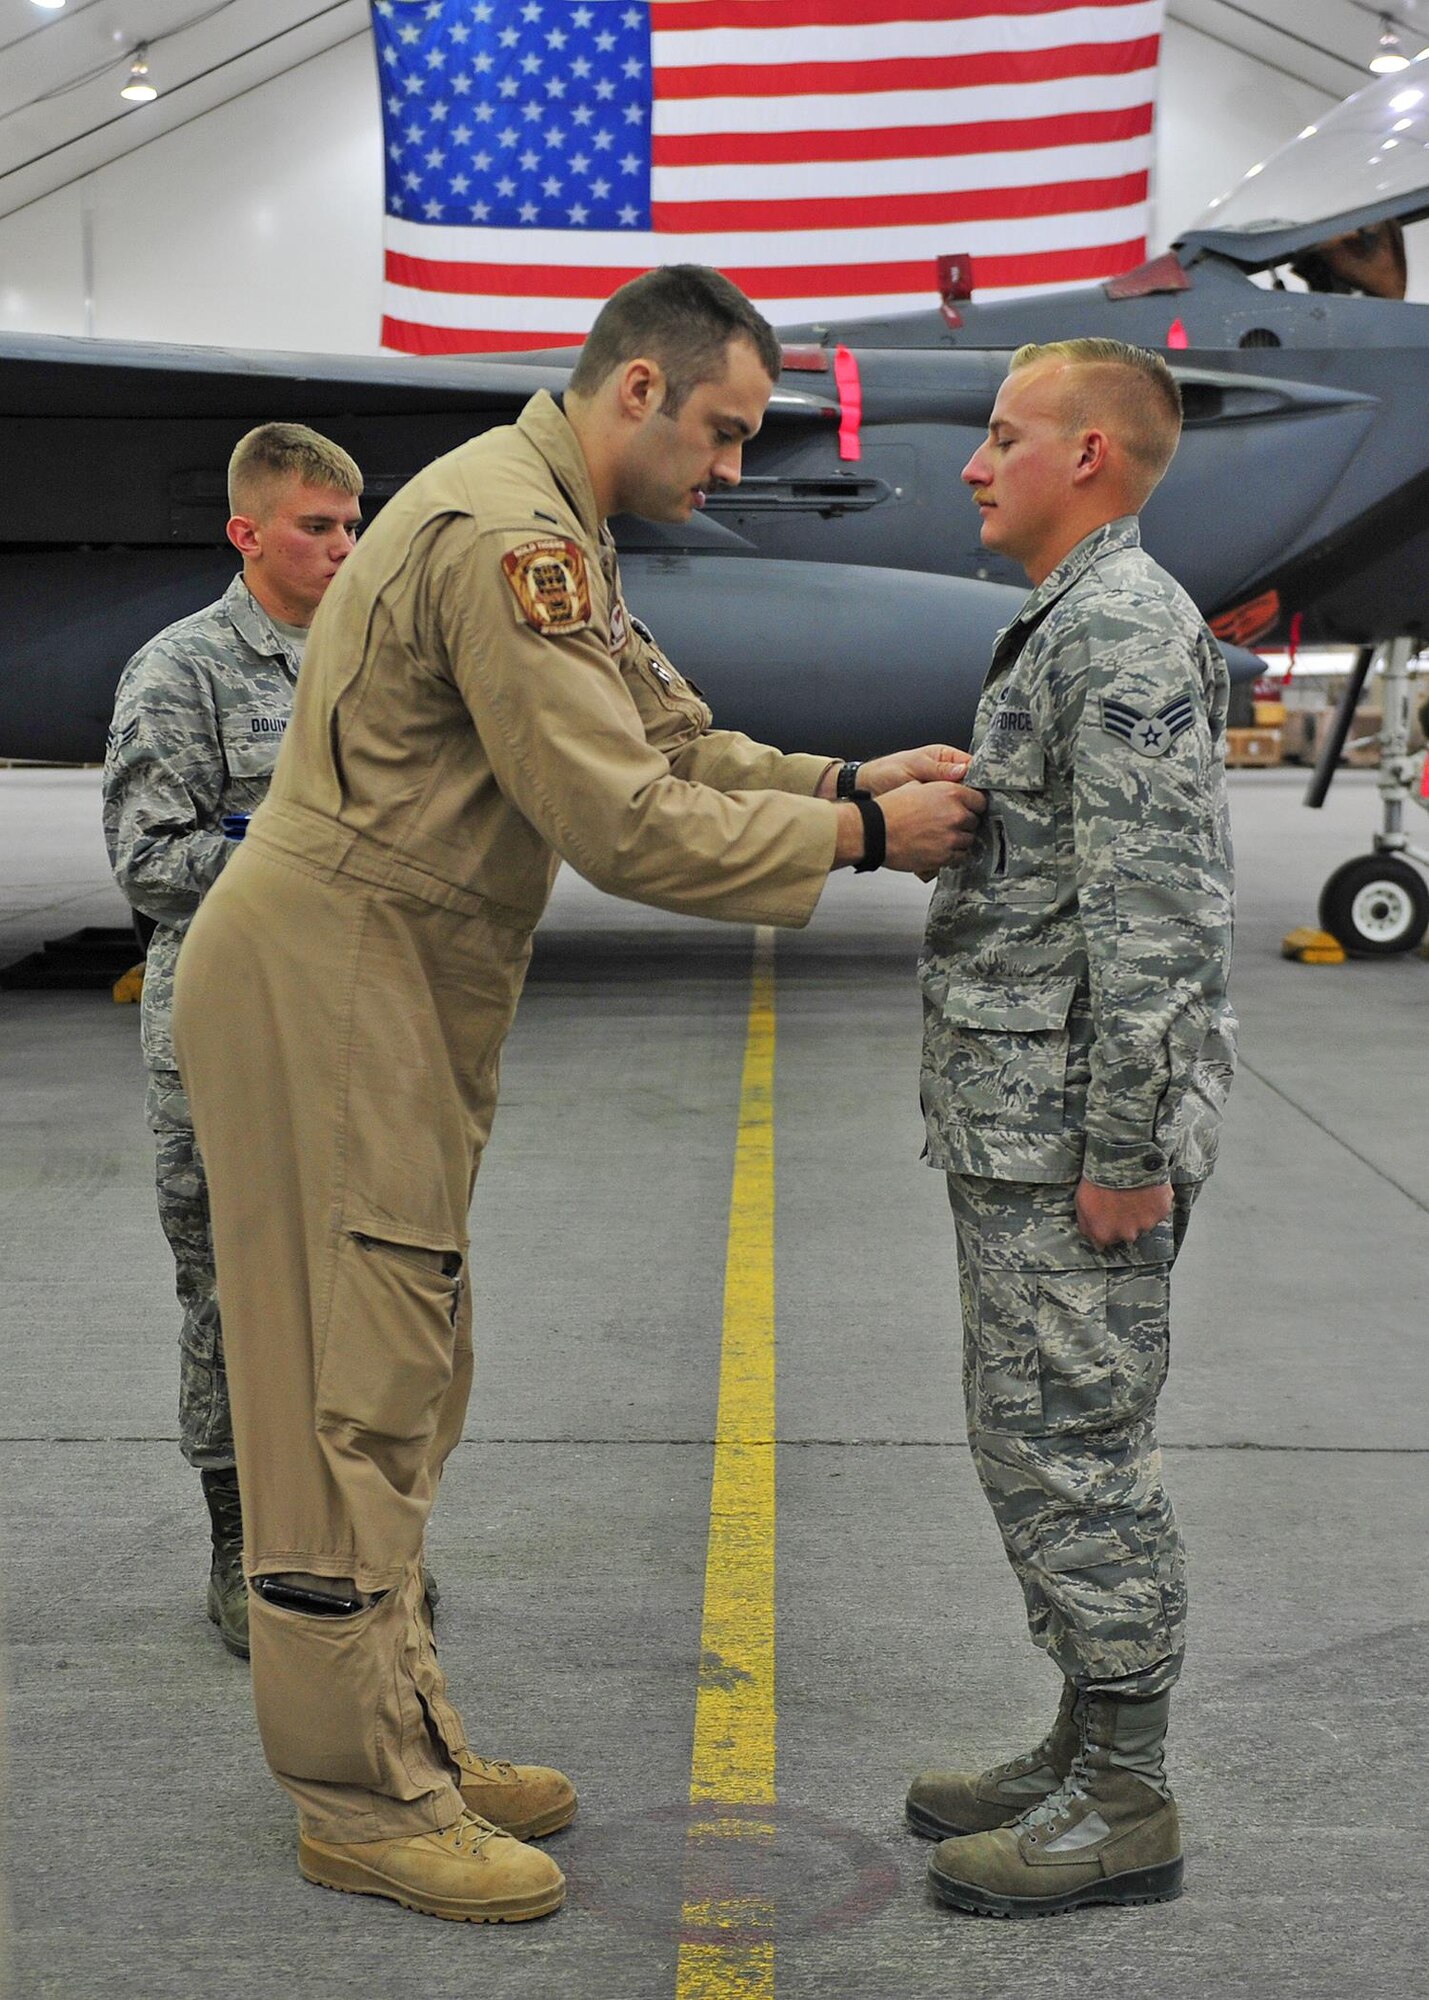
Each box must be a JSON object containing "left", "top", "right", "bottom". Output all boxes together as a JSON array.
[
  {"left": 920, "top": 517, "right": 1236, "bottom": 1190},
  {"left": 102, "top": 573, "right": 301, "bottom": 1071}
]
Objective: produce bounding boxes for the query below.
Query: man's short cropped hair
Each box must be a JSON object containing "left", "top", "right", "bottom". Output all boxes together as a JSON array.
[
  {"left": 227, "top": 423, "right": 363, "bottom": 520},
  {"left": 568, "top": 265, "right": 783, "bottom": 415},
  {"left": 1010, "top": 337, "right": 1183, "bottom": 499}
]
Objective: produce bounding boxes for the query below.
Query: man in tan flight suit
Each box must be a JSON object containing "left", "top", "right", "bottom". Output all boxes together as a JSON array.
[{"left": 173, "top": 265, "right": 985, "bottom": 1925}]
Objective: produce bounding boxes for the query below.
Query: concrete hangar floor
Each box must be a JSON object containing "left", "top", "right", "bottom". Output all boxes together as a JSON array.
[{"left": 0, "top": 764, "right": 1424, "bottom": 2000}]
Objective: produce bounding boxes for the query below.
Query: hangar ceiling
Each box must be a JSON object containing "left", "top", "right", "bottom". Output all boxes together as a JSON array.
[{"left": 0, "top": 0, "right": 1424, "bottom": 223}]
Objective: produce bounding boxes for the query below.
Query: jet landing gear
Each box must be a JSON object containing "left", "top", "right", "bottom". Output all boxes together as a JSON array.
[
  {"left": 1319, "top": 853, "right": 1429, "bottom": 955},
  {"left": 1307, "top": 637, "right": 1429, "bottom": 956}
]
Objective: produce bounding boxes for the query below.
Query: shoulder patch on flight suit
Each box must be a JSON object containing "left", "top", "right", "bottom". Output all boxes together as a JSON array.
[
  {"left": 501, "top": 537, "right": 592, "bottom": 636},
  {"left": 609, "top": 596, "right": 629, "bottom": 652},
  {"left": 1100, "top": 693, "right": 1195, "bottom": 759}
]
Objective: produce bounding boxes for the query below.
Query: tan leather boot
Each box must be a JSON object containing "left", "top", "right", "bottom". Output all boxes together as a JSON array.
[
  {"left": 455, "top": 1751, "right": 578, "bottom": 1839},
  {"left": 906, "top": 1679, "right": 1079, "bottom": 1838},
  {"left": 299, "top": 1810, "right": 565, "bottom": 1923}
]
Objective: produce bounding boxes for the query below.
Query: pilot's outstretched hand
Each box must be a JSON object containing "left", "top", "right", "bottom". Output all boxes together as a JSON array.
[
  {"left": 847, "top": 778, "right": 986, "bottom": 875},
  {"left": 827, "top": 744, "right": 973, "bottom": 793}
]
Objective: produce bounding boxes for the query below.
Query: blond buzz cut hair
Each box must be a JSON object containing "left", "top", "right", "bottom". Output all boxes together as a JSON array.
[
  {"left": 227, "top": 423, "right": 363, "bottom": 520},
  {"left": 1009, "top": 337, "right": 1183, "bottom": 503}
]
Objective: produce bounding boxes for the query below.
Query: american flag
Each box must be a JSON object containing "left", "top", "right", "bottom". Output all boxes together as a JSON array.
[{"left": 372, "top": 0, "right": 1164, "bottom": 356}]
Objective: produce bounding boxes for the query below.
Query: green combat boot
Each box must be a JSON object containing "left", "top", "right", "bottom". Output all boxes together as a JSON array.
[
  {"left": 906, "top": 1679, "right": 1080, "bottom": 1839},
  {"left": 927, "top": 1689, "right": 1183, "bottom": 1918},
  {"left": 200, "top": 1468, "right": 250, "bottom": 1660}
]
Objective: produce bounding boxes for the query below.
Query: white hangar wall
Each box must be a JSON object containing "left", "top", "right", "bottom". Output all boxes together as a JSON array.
[
  {"left": 0, "top": 32, "right": 383, "bottom": 351},
  {"left": 0, "top": 21, "right": 1341, "bottom": 356}
]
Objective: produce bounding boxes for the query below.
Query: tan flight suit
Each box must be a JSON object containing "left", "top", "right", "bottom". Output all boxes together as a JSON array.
[{"left": 172, "top": 392, "right": 841, "bottom": 1842}]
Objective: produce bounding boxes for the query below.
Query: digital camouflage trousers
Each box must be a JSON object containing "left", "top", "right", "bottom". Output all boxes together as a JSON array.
[
  {"left": 146, "top": 1068, "right": 233, "bottom": 1469},
  {"left": 947, "top": 1173, "right": 1198, "bottom": 1699}
]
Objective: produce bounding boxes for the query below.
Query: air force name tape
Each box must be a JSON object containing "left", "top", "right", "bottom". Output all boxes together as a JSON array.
[
  {"left": 501, "top": 537, "right": 592, "bottom": 636},
  {"left": 1100, "top": 693, "right": 1196, "bottom": 758}
]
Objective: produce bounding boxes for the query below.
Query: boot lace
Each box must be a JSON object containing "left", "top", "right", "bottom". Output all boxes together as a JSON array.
[
  {"left": 1018, "top": 1771, "right": 1090, "bottom": 1836},
  {"left": 446, "top": 1811, "right": 503, "bottom": 1853},
  {"left": 992, "top": 1738, "right": 1056, "bottom": 1782},
  {"left": 463, "top": 1755, "right": 518, "bottom": 1782}
]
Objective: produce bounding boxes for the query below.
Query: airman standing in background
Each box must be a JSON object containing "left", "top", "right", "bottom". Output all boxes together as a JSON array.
[{"left": 102, "top": 424, "right": 363, "bottom": 1657}]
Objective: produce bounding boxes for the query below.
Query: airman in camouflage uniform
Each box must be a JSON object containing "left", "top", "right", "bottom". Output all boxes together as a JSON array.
[
  {"left": 906, "top": 340, "right": 1235, "bottom": 1918},
  {"left": 103, "top": 424, "right": 363, "bottom": 1657}
]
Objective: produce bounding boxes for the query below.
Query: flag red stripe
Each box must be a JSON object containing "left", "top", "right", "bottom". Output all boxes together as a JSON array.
[
  {"left": 382, "top": 239, "right": 1148, "bottom": 354},
  {"left": 387, "top": 252, "right": 645, "bottom": 297},
  {"left": 651, "top": 0, "right": 1149, "bottom": 27},
  {"left": 979, "top": 235, "right": 1145, "bottom": 284},
  {"left": 652, "top": 102, "right": 1153, "bottom": 166},
  {"left": 385, "top": 236, "right": 1147, "bottom": 304},
  {"left": 656, "top": 38, "right": 1160, "bottom": 96},
  {"left": 652, "top": 171, "right": 1146, "bottom": 233}
]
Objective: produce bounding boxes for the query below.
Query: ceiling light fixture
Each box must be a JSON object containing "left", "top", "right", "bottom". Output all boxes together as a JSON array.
[
  {"left": 120, "top": 46, "right": 158, "bottom": 102},
  {"left": 1371, "top": 17, "right": 1410, "bottom": 73},
  {"left": 31, "top": 1, "right": 68, "bottom": 13}
]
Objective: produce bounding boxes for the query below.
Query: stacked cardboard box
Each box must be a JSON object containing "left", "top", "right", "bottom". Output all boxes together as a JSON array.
[{"left": 1225, "top": 726, "right": 1282, "bottom": 767}]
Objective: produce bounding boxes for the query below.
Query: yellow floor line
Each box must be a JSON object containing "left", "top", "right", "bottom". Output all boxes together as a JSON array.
[{"left": 675, "top": 926, "right": 778, "bottom": 2000}]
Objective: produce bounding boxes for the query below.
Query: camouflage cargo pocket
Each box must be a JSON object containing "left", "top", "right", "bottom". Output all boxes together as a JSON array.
[
  {"left": 973, "top": 1260, "right": 1170, "bottom": 1437},
  {"left": 930, "top": 978, "right": 1078, "bottom": 1133},
  {"left": 1038, "top": 1262, "right": 1170, "bottom": 1434}
]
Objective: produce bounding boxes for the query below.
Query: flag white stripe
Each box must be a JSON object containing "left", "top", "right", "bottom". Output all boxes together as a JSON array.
[
  {"left": 652, "top": 71, "right": 1155, "bottom": 134},
  {"left": 386, "top": 203, "right": 1145, "bottom": 270},
  {"left": 384, "top": 280, "right": 1129, "bottom": 329},
  {"left": 653, "top": 137, "right": 1152, "bottom": 201},
  {"left": 651, "top": 5, "right": 1163, "bottom": 67}
]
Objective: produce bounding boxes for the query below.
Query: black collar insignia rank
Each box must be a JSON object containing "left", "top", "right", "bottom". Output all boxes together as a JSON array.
[{"left": 1100, "top": 693, "right": 1195, "bottom": 758}]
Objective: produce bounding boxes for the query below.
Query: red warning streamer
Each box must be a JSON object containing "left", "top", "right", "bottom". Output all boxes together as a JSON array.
[{"left": 833, "top": 345, "right": 863, "bottom": 462}]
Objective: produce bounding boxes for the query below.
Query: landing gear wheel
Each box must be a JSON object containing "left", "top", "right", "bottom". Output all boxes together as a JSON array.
[{"left": 1318, "top": 855, "right": 1429, "bottom": 956}]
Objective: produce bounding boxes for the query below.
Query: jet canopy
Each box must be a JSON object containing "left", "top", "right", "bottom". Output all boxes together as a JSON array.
[{"left": 1178, "top": 61, "right": 1429, "bottom": 270}]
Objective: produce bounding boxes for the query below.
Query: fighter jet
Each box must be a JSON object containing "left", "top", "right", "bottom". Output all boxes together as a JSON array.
[
  {"left": 773, "top": 69, "right": 1429, "bottom": 663},
  {"left": 5, "top": 70, "right": 1424, "bottom": 956},
  {"left": 766, "top": 69, "right": 1429, "bottom": 955}
]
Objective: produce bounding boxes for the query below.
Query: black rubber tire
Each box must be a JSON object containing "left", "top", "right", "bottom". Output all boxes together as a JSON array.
[{"left": 1318, "top": 854, "right": 1429, "bottom": 956}]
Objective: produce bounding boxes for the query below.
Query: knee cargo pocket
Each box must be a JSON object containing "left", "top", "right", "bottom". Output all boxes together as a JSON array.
[
  {"left": 971, "top": 1260, "right": 1172, "bottom": 1437},
  {"left": 249, "top": 1586, "right": 401, "bottom": 1790},
  {"left": 316, "top": 1230, "right": 465, "bottom": 1514},
  {"left": 1033, "top": 1509, "right": 1177, "bottom": 1681}
]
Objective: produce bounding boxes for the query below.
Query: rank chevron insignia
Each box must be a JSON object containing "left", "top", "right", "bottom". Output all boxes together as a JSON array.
[{"left": 1099, "top": 693, "right": 1196, "bottom": 758}]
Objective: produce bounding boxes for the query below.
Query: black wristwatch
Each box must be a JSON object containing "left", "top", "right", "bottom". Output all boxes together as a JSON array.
[{"left": 835, "top": 759, "right": 864, "bottom": 799}]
